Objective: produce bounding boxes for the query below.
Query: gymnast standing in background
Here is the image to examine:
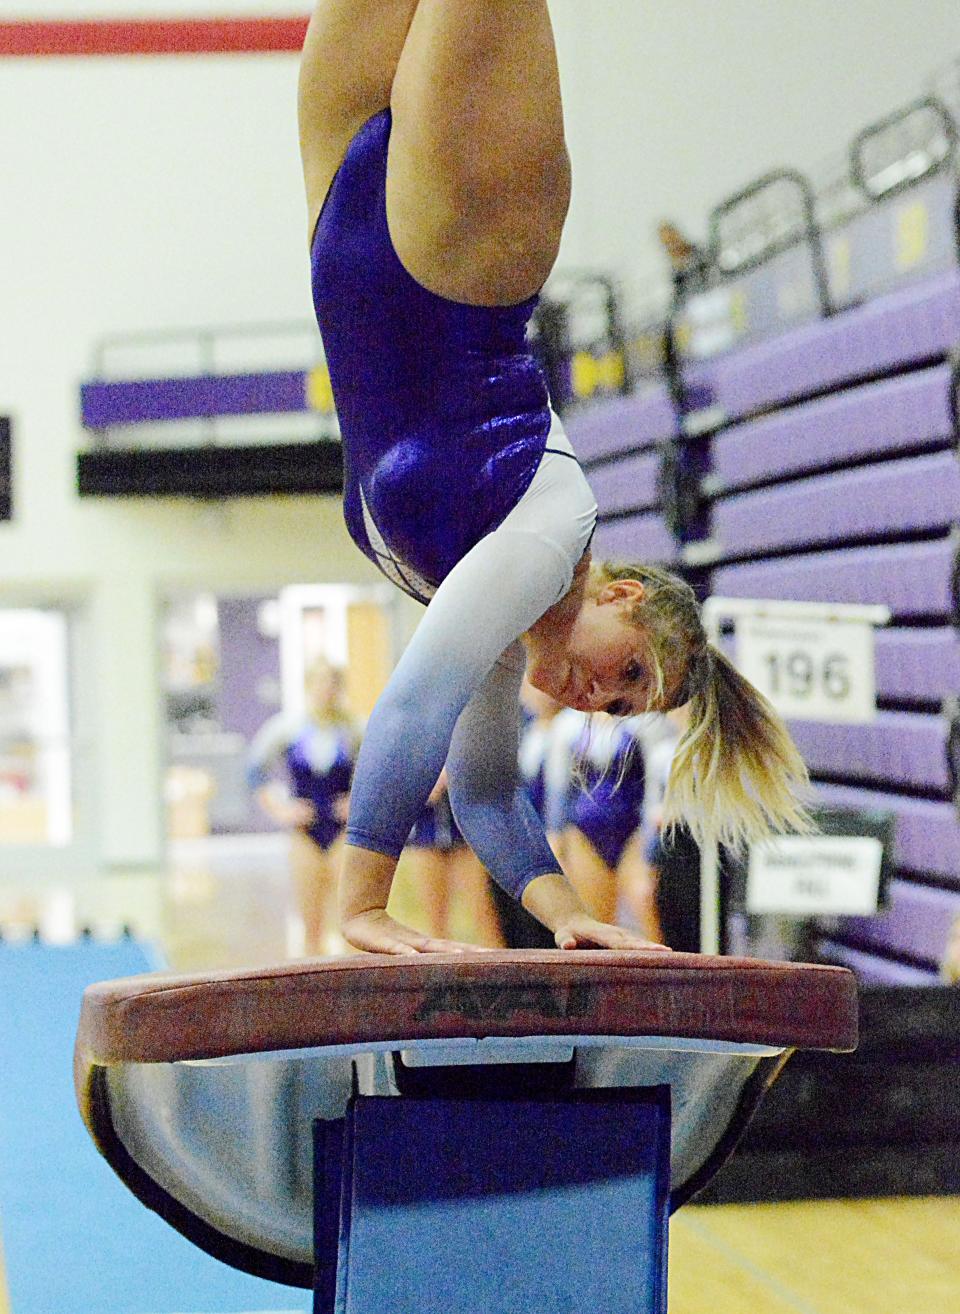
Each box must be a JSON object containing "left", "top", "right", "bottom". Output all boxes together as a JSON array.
[
  {"left": 562, "top": 714, "right": 652, "bottom": 930},
  {"left": 299, "top": 0, "right": 810, "bottom": 956},
  {"left": 247, "top": 658, "right": 360, "bottom": 956}
]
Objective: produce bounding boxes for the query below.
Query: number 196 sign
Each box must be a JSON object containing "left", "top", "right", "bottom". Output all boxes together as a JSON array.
[{"left": 736, "top": 616, "right": 878, "bottom": 723}]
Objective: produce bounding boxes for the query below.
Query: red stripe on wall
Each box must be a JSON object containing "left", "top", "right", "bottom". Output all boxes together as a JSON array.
[{"left": 0, "top": 16, "right": 309, "bottom": 58}]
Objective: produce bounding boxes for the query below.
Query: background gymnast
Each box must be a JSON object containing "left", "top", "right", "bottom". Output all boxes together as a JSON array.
[
  {"left": 299, "top": 0, "right": 810, "bottom": 956},
  {"left": 247, "top": 658, "right": 360, "bottom": 955}
]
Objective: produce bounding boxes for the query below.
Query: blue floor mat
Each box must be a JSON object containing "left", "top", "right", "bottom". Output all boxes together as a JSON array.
[{"left": 0, "top": 941, "right": 307, "bottom": 1314}]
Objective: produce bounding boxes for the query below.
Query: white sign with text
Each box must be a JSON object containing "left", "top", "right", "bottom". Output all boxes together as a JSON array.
[
  {"left": 736, "top": 616, "right": 877, "bottom": 723},
  {"left": 747, "top": 835, "right": 884, "bottom": 917}
]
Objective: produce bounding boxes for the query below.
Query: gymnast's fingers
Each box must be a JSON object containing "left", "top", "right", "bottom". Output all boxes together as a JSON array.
[
  {"left": 555, "top": 918, "right": 674, "bottom": 952},
  {"left": 416, "top": 935, "right": 495, "bottom": 955},
  {"left": 341, "top": 912, "right": 419, "bottom": 955},
  {"left": 342, "top": 910, "right": 491, "bottom": 956}
]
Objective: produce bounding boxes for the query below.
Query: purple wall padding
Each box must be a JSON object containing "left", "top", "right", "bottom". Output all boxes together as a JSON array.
[
  {"left": 81, "top": 370, "right": 309, "bottom": 426},
  {"left": 815, "top": 783, "right": 960, "bottom": 884},
  {"left": 712, "top": 535, "right": 959, "bottom": 621},
  {"left": 837, "top": 879, "right": 960, "bottom": 967},
  {"left": 874, "top": 627, "right": 960, "bottom": 703},
  {"left": 686, "top": 268, "right": 960, "bottom": 421},
  {"left": 712, "top": 364, "right": 954, "bottom": 492},
  {"left": 593, "top": 512, "right": 678, "bottom": 565},
  {"left": 792, "top": 711, "right": 952, "bottom": 793},
  {"left": 565, "top": 386, "right": 676, "bottom": 463},
  {"left": 815, "top": 941, "right": 940, "bottom": 985},
  {"left": 713, "top": 450, "right": 960, "bottom": 557},
  {"left": 586, "top": 450, "right": 662, "bottom": 515}
]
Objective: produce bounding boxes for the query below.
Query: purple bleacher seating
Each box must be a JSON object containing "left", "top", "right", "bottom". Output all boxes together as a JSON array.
[
  {"left": 686, "top": 269, "right": 960, "bottom": 422},
  {"left": 712, "top": 535, "right": 959, "bottom": 622},
  {"left": 592, "top": 512, "right": 678, "bottom": 565},
  {"left": 712, "top": 364, "right": 954, "bottom": 492},
  {"left": 814, "top": 941, "right": 940, "bottom": 985},
  {"left": 713, "top": 451, "right": 960, "bottom": 558},
  {"left": 816, "top": 784, "right": 960, "bottom": 885},
  {"left": 791, "top": 712, "right": 954, "bottom": 794},
  {"left": 836, "top": 880, "right": 960, "bottom": 969},
  {"left": 874, "top": 628, "right": 960, "bottom": 704},
  {"left": 586, "top": 451, "right": 661, "bottom": 516},
  {"left": 564, "top": 386, "right": 676, "bottom": 463}
]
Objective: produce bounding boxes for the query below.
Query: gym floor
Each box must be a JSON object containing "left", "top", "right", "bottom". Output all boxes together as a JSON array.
[{"left": 1, "top": 838, "right": 957, "bottom": 1314}]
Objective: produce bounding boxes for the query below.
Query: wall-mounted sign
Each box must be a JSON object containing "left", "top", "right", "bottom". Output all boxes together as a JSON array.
[
  {"left": 736, "top": 614, "right": 879, "bottom": 723},
  {"left": 747, "top": 834, "right": 884, "bottom": 917},
  {"left": 0, "top": 418, "right": 11, "bottom": 521}
]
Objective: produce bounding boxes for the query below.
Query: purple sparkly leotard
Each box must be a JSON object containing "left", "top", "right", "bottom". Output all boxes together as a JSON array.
[{"left": 311, "top": 109, "right": 552, "bottom": 604}]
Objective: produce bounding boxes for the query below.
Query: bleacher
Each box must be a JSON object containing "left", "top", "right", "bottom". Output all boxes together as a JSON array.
[{"left": 557, "top": 83, "right": 960, "bottom": 987}]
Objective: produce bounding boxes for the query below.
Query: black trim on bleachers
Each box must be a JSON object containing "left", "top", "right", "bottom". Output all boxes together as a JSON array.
[
  {"left": 708, "top": 433, "right": 960, "bottom": 501},
  {"left": 947, "top": 700, "right": 960, "bottom": 802},
  {"left": 810, "top": 770, "right": 953, "bottom": 806},
  {"left": 950, "top": 351, "right": 960, "bottom": 447},
  {"left": 706, "top": 524, "right": 955, "bottom": 572}
]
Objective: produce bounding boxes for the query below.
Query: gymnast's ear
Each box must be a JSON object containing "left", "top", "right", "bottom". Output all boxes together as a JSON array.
[{"left": 597, "top": 578, "right": 646, "bottom": 605}]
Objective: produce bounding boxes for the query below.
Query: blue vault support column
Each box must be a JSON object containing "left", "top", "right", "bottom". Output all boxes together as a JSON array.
[{"left": 314, "top": 1085, "right": 671, "bottom": 1314}]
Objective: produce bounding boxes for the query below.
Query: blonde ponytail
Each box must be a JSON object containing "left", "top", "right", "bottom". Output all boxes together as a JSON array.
[
  {"left": 593, "top": 560, "right": 813, "bottom": 851},
  {"left": 662, "top": 644, "right": 813, "bottom": 852}
]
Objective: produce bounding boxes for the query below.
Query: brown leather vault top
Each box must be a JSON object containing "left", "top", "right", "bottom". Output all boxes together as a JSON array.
[{"left": 75, "top": 948, "right": 857, "bottom": 1078}]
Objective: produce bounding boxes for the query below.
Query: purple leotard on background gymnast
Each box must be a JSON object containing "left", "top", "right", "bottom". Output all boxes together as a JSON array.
[
  {"left": 408, "top": 793, "right": 466, "bottom": 851},
  {"left": 567, "top": 720, "right": 646, "bottom": 870},
  {"left": 247, "top": 717, "right": 357, "bottom": 850},
  {"left": 310, "top": 109, "right": 597, "bottom": 899}
]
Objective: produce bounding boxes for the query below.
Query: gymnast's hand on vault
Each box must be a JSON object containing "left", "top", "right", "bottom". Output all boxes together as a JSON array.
[
  {"left": 341, "top": 908, "right": 493, "bottom": 956},
  {"left": 552, "top": 914, "right": 673, "bottom": 953}
]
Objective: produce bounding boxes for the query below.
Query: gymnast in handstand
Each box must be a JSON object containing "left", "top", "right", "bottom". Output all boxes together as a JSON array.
[{"left": 299, "top": 0, "right": 809, "bottom": 955}]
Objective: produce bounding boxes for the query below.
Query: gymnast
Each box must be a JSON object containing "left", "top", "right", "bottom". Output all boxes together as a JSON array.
[
  {"left": 562, "top": 713, "right": 652, "bottom": 930},
  {"left": 247, "top": 658, "right": 360, "bottom": 955},
  {"left": 299, "top": 0, "right": 809, "bottom": 956}
]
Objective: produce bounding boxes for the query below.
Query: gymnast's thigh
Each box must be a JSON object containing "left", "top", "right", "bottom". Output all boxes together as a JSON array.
[
  {"left": 385, "top": 0, "right": 570, "bottom": 304},
  {"left": 298, "top": 0, "right": 419, "bottom": 234}
]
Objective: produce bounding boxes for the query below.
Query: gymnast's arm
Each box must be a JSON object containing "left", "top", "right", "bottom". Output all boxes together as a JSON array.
[
  {"left": 341, "top": 526, "right": 671, "bottom": 954},
  {"left": 341, "top": 527, "right": 577, "bottom": 953},
  {"left": 446, "top": 649, "right": 667, "bottom": 950}
]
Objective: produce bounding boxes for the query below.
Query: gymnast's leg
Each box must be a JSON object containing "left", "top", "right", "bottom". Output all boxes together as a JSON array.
[
  {"left": 298, "top": 0, "right": 420, "bottom": 236},
  {"left": 387, "top": 0, "right": 572, "bottom": 306}
]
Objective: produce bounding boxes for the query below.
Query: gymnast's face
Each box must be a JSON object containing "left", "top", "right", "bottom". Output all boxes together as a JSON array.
[
  {"left": 529, "top": 578, "right": 658, "bottom": 716},
  {"left": 305, "top": 661, "right": 340, "bottom": 715}
]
